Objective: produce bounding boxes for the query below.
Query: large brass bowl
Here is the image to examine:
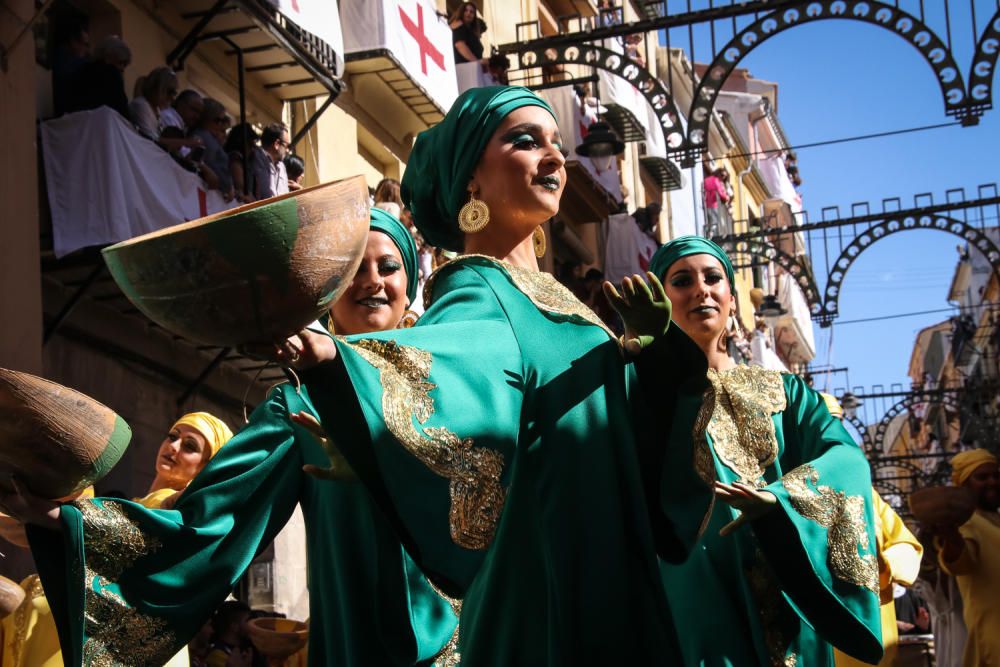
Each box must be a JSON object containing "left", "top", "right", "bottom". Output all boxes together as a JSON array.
[
  {"left": 0, "top": 369, "right": 131, "bottom": 499},
  {"left": 102, "top": 176, "right": 369, "bottom": 346},
  {"left": 247, "top": 617, "right": 308, "bottom": 664}
]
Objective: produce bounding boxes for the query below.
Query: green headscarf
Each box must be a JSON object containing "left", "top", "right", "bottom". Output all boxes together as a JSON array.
[
  {"left": 370, "top": 206, "right": 419, "bottom": 305},
  {"left": 649, "top": 235, "right": 736, "bottom": 287},
  {"left": 401, "top": 86, "right": 557, "bottom": 252}
]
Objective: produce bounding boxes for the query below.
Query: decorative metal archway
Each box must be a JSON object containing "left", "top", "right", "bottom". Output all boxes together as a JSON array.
[
  {"left": 498, "top": 0, "right": 1000, "bottom": 166},
  {"left": 715, "top": 184, "right": 1000, "bottom": 326},
  {"left": 869, "top": 390, "right": 962, "bottom": 453}
]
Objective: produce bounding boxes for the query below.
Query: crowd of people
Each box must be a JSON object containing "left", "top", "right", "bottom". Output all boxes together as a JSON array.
[
  {"left": 48, "top": 18, "right": 305, "bottom": 208},
  {"left": 5, "top": 45, "right": 1000, "bottom": 666}
]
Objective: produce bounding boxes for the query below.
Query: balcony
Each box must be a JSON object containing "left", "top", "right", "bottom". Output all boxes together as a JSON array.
[
  {"left": 773, "top": 272, "right": 816, "bottom": 365},
  {"left": 951, "top": 315, "right": 978, "bottom": 367}
]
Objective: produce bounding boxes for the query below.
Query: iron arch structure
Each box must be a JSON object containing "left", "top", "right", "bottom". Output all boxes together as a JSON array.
[
  {"left": 499, "top": 0, "right": 999, "bottom": 167},
  {"left": 869, "top": 390, "right": 962, "bottom": 454},
  {"left": 510, "top": 42, "right": 685, "bottom": 150},
  {"left": 684, "top": 1, "right": 976, "bottom": 164},
  {"left": 816, "top": 213, "right": 1000, "bottom": 326},
  {"left": 968, "top": 8, "right": 1000, "bottom": 117},
  {"left": 715, "top": 235, "right": 821, "bottom": 309}
]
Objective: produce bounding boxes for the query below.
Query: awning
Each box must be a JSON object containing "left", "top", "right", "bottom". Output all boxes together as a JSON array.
[
  {"left": 640, "top": 156, "right": 684, "bottom": 192},
  {"left": 340, "top": 0, "right": 458, "bottom": 132},
  {"left": 168, "top": 0, "right": 345, "bottom": 102}
]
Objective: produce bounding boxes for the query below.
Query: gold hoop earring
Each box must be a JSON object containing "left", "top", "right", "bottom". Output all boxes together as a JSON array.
[
  {"left": 532, "top": 226, "right": 546, "bottom": 258},
  {"left": 458, "top": 193, "right": 490, "bottom": 233}
]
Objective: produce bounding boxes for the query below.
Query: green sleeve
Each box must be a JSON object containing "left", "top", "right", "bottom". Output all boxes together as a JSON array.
[
  {"left": 304, "top": 264, "right": 524, "bottom": 598},
  {"left": 753, "top": 374, "right": 883, "bottom": 664},
  {"left": 27, "top": 384, "right": 313, "bottom": 667}
]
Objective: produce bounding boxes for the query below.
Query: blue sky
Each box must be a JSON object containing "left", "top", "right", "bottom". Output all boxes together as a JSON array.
[{"left": 659, "top": 4, "right": 1000, "bottom": 395}]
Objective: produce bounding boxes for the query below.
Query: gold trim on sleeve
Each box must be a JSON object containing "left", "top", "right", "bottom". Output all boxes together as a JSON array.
[
  {"left": 348, "top": 338, "right": 506, "bottom": 550},
  {"left": 781, "top": 464, "right": 880, "bottom": 594},
  {"left": 76, "top": 499, "right": 179, "bottom": 666}
]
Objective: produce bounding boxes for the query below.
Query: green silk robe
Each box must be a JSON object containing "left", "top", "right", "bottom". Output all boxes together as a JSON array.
[
  {"left": 657, "top": 366, "right": 883, "bottom": 667},
  {"left": 28, "top": 384, "right": 458, "bottom": 667},
  {"left": 300, "top": 255, "right": 705, "bottom": 665}
]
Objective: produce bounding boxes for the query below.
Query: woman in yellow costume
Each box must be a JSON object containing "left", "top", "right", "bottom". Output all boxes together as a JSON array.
[
  {"left": 820, "top": 393, "right": 924, "bottom": 667},
  {"left": 0, "top": 412, "right": 232, "bottom": 667}
]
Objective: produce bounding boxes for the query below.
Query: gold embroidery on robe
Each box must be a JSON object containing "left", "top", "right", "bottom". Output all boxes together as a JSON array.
[
  {"left": 781, "top": 464, "right": 880, "bottom": 594},
  {"left": 76, "top": 500, "right": 162, "bottom": 580},
  {"left": 691, "top": 366, "right": 785, "bottom": 538},
  {"left": 348, "top": 338, "right": 506, "bottom": 550},
  {"left": 696, "top": 366, "right": 786, "bottom": 486},
  {"left": 76, "top": 500, "right": 178, "bottom": 666},
  {"left": 427, "top": 580, "right": 463, "bottom": 667},
  {"left": 424, "top": 255, "right": 615, "bottom": 340}
]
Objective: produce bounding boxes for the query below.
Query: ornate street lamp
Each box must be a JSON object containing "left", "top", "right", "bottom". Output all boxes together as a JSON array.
[
  {"left": 755, "top": 294, "right": 787, "bottom": 329},
  {"left": 576, "top": 120, "right": 625, "bottom": 172}
]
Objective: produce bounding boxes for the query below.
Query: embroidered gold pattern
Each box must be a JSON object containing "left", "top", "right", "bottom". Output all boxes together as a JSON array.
[
  {"left": 10, "top": 575, "right": 45, "bottom": 667},
  {"left": 76, "top": 500, "right": 178, "bottom": 666},
  {"left": 424, "top": 255, "right": 615, "bottom": 340},
  {"left": 348, "top": 338, "right": 506, "bottom": 550},
  {"left": 701, "top": 366, "right": 786, "bottom": 486},
  {"left": 781, "top": 464, "right": 880, "bottom": 594},
  {"left": 745, "top": 554, "right": 798, "bottom": 666},
  {"left": 427, "top": 580, "right": 463, "bottom": 667},
  {"left": 77, "top": 500, "right": 162, "bottom": 580}
]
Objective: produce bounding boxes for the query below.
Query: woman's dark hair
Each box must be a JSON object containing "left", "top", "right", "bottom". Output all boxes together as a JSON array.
[
  {"left": 224, "top": 123, "right": 260, "bottom": 154},
  {"left": 284, "top": 154, "right": 305, "bottom": 181},
  {"left": 449, "top": 3, "right": 484, "bottom": 35}
]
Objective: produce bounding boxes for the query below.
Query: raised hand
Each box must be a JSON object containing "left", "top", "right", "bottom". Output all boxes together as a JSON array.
[
  {"left": 603, "top": 272, "right": 672, "bottom": 355},
  {"left": 291, "top": 411, "right": 358, "bottom": 482},
  {"left": 714, "top": 481, "right": 777, "bottom": 536}
]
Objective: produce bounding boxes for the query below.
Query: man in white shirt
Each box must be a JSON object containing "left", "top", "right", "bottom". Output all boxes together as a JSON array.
[{"left": 252, "top": 122, "right": 290, "bottom": 200}]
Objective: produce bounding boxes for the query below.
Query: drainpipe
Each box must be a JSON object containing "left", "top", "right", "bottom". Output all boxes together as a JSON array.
[{"left": 739, "top": 95, "right": 772, "bottom": 289}]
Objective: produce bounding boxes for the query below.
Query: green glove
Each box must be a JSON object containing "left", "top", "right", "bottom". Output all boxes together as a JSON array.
[{"left": 602, "top": 271, "right": 672, "bottom": 355}]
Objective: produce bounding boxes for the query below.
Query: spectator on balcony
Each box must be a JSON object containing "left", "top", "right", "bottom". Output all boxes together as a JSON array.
[
  {"left": 285, "top": 155, "right": 305, "bottom": 192},
  {"left": 624, "top": 33, "right": 645, "bottom": 68},
  {"left": 129, "top": 67, "right": 179, "bottom": 141},
  {"left": 251, "top": 123, "right": 290, "bottom": 200},
  {"left": 373, "top": 177, "right": 403, "bottom": 218},
  {"left": 51, "top": 13, "right": 90, "bottom": 116},
  {"left": 597, "top": 0, "right": 620, "bottom": 27},
  {"left": 61, "top": 35, "right": 131, "bottom": 120},
  {"left": 192, "top": 98, "right": 234, "bottom": 200},
  {"left": 703, "top": 167, "right": 730, "bottom": 238},
  {"left": 224, "top": 123, "right": 259, "bottom": 203},
  {"left": 936, "top": 448, "right": 1000, "bottom": 667},
  {"left": 160, "top": 89, "right": 203, "bottom": 137},
  {"left": 450, "top": 2, "right": 486, "bottom": 65}
]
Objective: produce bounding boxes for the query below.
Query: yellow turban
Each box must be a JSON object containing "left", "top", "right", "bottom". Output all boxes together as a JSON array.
[
  {"left": 951, "top": 448, "right": 998, "bottom": 486},
  {"left": 820, "top": 393, "right": 843, "bottom": 420},
  {"left": 172, "top": 412, "right": 233, "bottom": 460}
]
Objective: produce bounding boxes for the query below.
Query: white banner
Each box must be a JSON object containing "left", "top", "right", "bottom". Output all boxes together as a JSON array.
[
  {"left": 41, "top": 108, "right": 229, "bottom": 258},
  {"left": 268, "top": 0, "right": 345, "bottom": 74},
  {"left": 340, "top": 0, "right": 458, "bottom": 112},
  {"left": 604, "top": 212, "right": 657, "bottom": 285}
]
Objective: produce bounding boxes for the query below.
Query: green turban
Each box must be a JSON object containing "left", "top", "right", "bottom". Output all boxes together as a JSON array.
[
  {"left": 369, "top": 206, "right": 419, "bottom": 305},
  {"left": 649, "top": 235, "right": 735, "bottom": 287},
  {"left": 401, "top": 86, "right": 557, "bottom": 252}
]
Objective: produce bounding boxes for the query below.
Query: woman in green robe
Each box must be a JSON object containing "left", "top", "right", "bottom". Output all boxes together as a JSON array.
[
  {"left": 9, "top": 86, "right": 704, "bottom": 666},
  {"left": 14, "top": 210, "right": 458, "bottom": 667},
  {"left": 647, "top": 236, "right": 883, "bottom": 666}
]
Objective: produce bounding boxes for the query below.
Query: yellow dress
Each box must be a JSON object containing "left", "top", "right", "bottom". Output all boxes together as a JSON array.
[
  {"left": 835, "top": 490, "right": 923, "bottom": 667},
  {"left": 1, "top": 575, "right": 61, "bottom": 667},
  {"left": 940, "top": 509, "right": 1000, "bottom": 667}
]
